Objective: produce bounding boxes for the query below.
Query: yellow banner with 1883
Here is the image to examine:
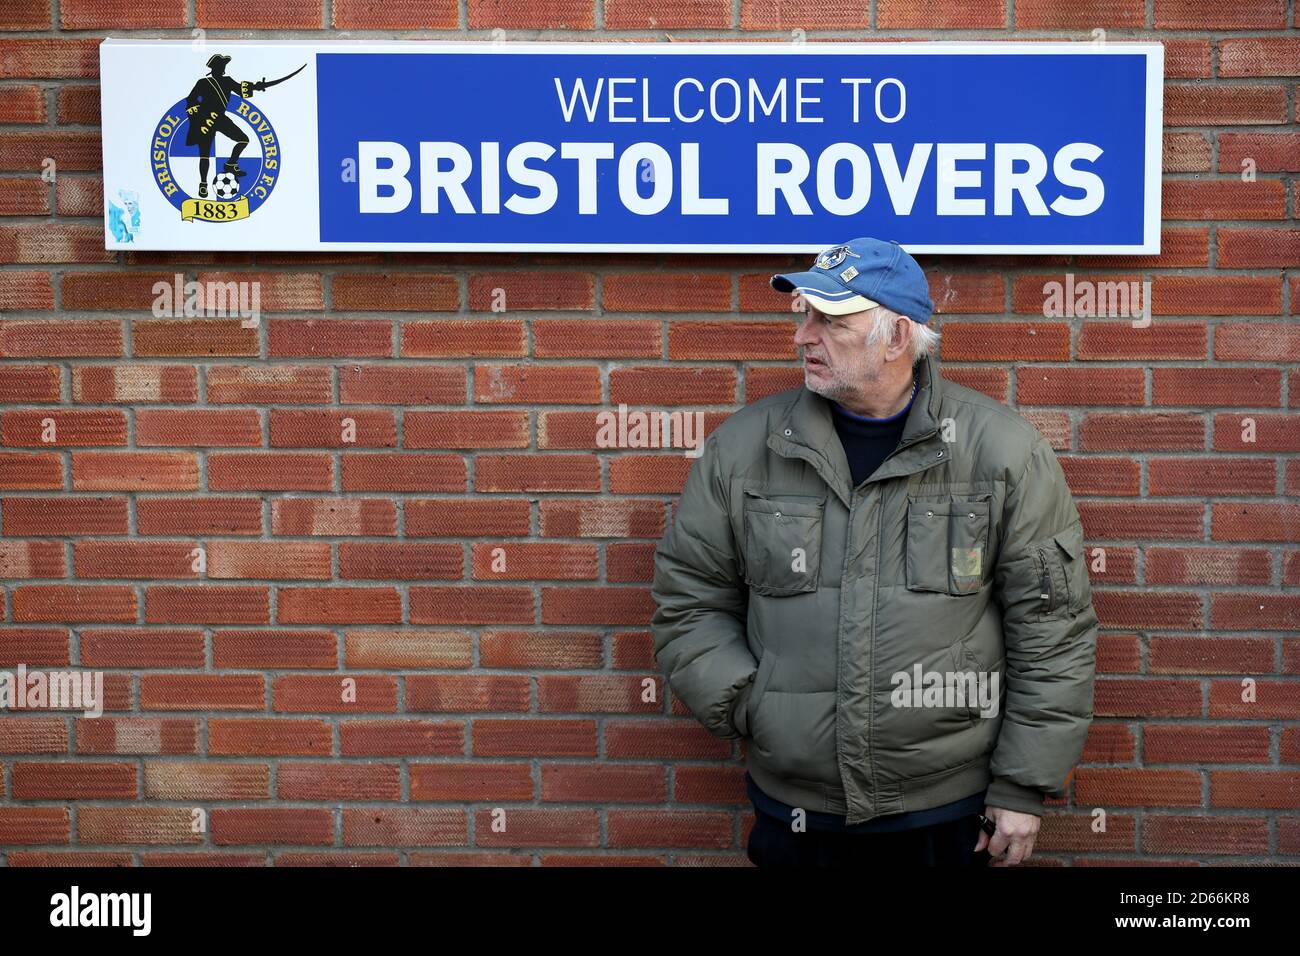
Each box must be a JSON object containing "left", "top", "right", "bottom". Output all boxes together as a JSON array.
[{"left": 180, "top": 197, "right": 251, "bottom": 222}]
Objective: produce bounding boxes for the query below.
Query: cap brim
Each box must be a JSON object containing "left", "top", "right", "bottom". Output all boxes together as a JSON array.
[{"left": 770, "top": 271, "right": 879, "bottom": 316}]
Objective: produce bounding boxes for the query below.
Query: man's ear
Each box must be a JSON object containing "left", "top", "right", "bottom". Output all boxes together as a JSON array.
[{"left": 887, "top": 315, "right": 912, "bottom": 359}]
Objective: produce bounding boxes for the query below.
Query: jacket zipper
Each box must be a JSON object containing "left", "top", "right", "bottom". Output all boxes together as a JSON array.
[{"left": 1037, "top": 547, "right": 1055, "bottom": 610}]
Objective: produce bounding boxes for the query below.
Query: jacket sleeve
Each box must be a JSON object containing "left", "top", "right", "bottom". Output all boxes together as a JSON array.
[
  {"left": 651, "top": 433, "right": 756, "bottom": 740},
  {"left": 987, "top": 435, "right": 1098, "bottom": 815}
]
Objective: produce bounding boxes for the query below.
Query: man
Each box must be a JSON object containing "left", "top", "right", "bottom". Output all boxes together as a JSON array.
[
  {"left": 650, "top": 236, "right": 1098, "bottom": 867},
  {"left": 184, "top": 53, "right": 255, "bottom": 198}
]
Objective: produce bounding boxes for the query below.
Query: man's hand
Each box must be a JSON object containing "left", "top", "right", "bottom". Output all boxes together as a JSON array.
[{"left": 975, "top": 806, "right": 1040, "bottom": 866}]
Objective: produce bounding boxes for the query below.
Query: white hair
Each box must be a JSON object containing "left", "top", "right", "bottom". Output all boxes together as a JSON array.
[{"left": 860, "top": 304, "right": 940, "bottom": 363}]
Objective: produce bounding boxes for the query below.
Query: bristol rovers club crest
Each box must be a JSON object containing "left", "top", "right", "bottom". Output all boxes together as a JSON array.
[{"left": 148, "top": 53, "right": 302, "bottom": 224}]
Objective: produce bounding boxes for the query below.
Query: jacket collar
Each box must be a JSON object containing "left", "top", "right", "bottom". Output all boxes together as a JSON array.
[{"left": 767, "top": 350, "right": 948, "bottom": 509}]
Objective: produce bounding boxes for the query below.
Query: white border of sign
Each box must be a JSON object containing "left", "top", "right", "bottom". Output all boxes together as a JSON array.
[{"left": 101, "top": 39, "right": 1165, "bottom": 255}]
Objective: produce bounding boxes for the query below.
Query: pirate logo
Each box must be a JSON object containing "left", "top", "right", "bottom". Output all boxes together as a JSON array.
[
  {"left": 148, "top": 53, "right": 303, "bottom": 224},
  {"left": 814, "top": 244, "right": 861, "bottom": 271}
]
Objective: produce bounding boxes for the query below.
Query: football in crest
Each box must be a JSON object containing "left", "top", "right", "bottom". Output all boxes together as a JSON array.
[{"left": 212, "top": 171, "right": 241, "bottom": 200}]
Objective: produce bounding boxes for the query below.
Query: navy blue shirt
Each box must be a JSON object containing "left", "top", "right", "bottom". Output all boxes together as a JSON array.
[
  {"left": 744, "top": 379, "right": 985, "bottom": 832},
  {"left": 830, "top": 379, "right": 916, "bottom": 489}
]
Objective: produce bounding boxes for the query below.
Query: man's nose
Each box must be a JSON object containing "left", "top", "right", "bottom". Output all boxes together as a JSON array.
[{"left": 793, "top": 313, "right": 818, "bottom": 347}]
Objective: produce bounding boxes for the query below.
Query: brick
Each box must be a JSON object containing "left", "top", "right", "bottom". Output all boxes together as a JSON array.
[
  {"left": 1219, "top": 134, "right": 1300, "bottom": 174},
  {"left": 207, "top": 541, "right": 332, "bottom": 581},
  {"left": 341, "top": 454, "right": 466, "bottom": 492},
  {"left": 75, "top": 718, "right": 197, "bottom": 755},
  {"left": 270, "top": 409, "right": 396, "bottom": 448},
  {"left": 468, "top": 272, "right": 593, "bottom": 310},
  {"left": 1218, "top": 38, "right": 1300, "bottom": 77},
  {"left": 1162, "top": 180, "right": 1286, "bottom": 220},
  {"left": 1, "top": 320, "right": 121, "bottom": 357},
  {"left": 0, "top": 453, "right": 65, "bottom": 490},
  {"left": 271, "top": 497, "right": 397, "bottom": 536},
  {"left": 277, "top": 586, "right": 403, "bottom": 624},
  {"left": 1145, "top": 547, "right": 1272, "bottom": 586},
  {"left": 344, "top": 630, "right": 473, "bottom": 669},
  {"left": 77, "top": 807, "right": 201, "bottom": 845},
  {"left": 1154, "top": 0, "right": 1286, "bottom": 29},
  {"left": 0, "top": 223, "right": 114, "bottom": 263},
  {"left": 340, "top": 720, "right": 463, "bottom": 756},
  {"left": 1212, "top": 504, "right": 1300, "bottom": 543},
  {"left": 1164, "top": 85, "right": 1287, "bottom": 126},
  {"left": 343, "top": 808, "right": 466, "bottom": 846},
  {"left": 62, "top": 0, "right": 185, "bottom": 27},
  {"left": 409, "top": 586, "right": 534, "bottom": 625},
  {"left": 136, "top": 410, "right": 261, "bottom": 446},
  {"left": 604, "top": 0, "right": 728, "bottom": 28},
  {"left": 208, "top": 453, "right": 333, "bottom": 491},
  {"left": 80, "top": 628, "right": 204, "bottom": 668},
  {"left": 145, "top": 586, "right": 270, "bottom": 624},
  {"left": 0, "top": 365, "right": 59, "bottom": 402},
  {"left": 132, "top": 320, "right": 258, "bottom": 357},
  {"left": 406, "top": 675, "right": 530, "bottom": 712},
  {"left": 213, "top": 629, "right": 337, "bottom": 669},
  {"left": 1147, "top": 459, "right": 1276, "bottom": 496},
  {"left": 405, "top": 499, "right": 531, "bottom": 537},
  {"left": 145, "top": 762, "right": 269, "bottom": 800},
  {"left": 1152, "top": 276, "right": 1281, "bottom": 316},
  {"left": 332, "top": 0, "right": 458, "bottom": 27},
  {"left": 339, "top": 543, "right": 463, "bottom": 580},
  {"left": 272, "top": 675, "right": 397, "bottom": 712},
  {"left": 610, "top": 366, "right": 736, "bottom": 405},
  {"left": 207, "top": 365, "right": 332, "bottom": 404},
  {"left": 73, "top": 542, "right": 198, "bottom": 580},
  {"left": 2, "top": 409, "right": 126, "bottom": 446},
  {"left": 475, "top": 454, "right": 600, "bottom": 492},
  {"left": 1152, "top": 367, "right": 1280, "bottom": 407},
  {"left": 402, "top": 321, "right": 526, "bottom": 357},
  {"left": 0, "top": 542, "right": 65, "bottom": 579},
  {"left": 332, "top": 273, "right": 457, "bottom": 310},
  {"left": 473, "top": 365, "right": 601, "bottom": 404},
  {"left": 278, "top": 763, "right": 401, "bottom": 800},
  {"left": 472, "top": 719, "right": 596, "bottom": 757},
  {"left": 474, "top": 808, "right": 602, "bottom": 847},
  {"left": 0, "top": 627, "right": 68, "bottom": 665},
  {"left": 13, "top": 764, "right": 135, "bottom": 801},
  {"left": 12, "top": 585, "right": 137, "bottom": 622},
  {"left": 140, "top": 674, "right": 265, "bottom": 711},
  {"left": 339, "top": 365, "right": 465, "bottom": 404},
  {"left": 73, "top": 365, "right": 196, "bottom": 403},
  {"left": 72, "top": 452, "right": 200, "bottom": 491},
  {"left": 411, "top": 762, "right": 533, "bottom": 801},
  {"left": 0, "top": 807, "right": 70, "bottom": 844},
  {"left": 404, "top": 411, "right": 529, "bottom": 449},
  {"left": 0, "top": 270, "right": 53, "bottom": 308},
  {"left": 0, "top": 716, "right": 68, "bottom": 754},
  {"left": 533, "top": 320, "right": 661, "bottom": 358},
  {"left": 212, "top": 809, "right": 333, "bottom": 846},
  {"left": 208, "top": 719, "right": 332, "bottom": 756},
  {"left": 269, "top": 318, "right": 392, "bottom": 356},
  {"left": 3, "top": 497, "right": 127, "bottom": 535},
  {"left": 137, "top": 497, "right": 262, "bottom": 536}
]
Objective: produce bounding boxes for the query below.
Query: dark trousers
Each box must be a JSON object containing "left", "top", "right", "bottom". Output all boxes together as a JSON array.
[{"left": 746, "top": 810, "right": 992, "bottom": 867}]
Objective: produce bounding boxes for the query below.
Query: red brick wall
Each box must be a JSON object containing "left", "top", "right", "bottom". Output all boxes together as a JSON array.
[{"left": 0, "top": 6, "right": 1297, "bottom": 865}]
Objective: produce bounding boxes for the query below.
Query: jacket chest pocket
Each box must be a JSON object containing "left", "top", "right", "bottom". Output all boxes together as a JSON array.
[
  {"left": 905, "top": 494, "right": 991, "bottom": 595},
  {"left": 742, "top": 491, "right": 825, "bottom": 597}
]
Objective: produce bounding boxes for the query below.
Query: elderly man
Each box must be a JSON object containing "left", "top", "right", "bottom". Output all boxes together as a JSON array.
[{"left": 651, "top": 236, "right": 1098, "bottom": 867}]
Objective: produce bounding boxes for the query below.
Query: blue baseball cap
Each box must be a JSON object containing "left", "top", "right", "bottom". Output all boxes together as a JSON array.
[{"left": 771, "top": 237, "right": 935, "bottom": 323}]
